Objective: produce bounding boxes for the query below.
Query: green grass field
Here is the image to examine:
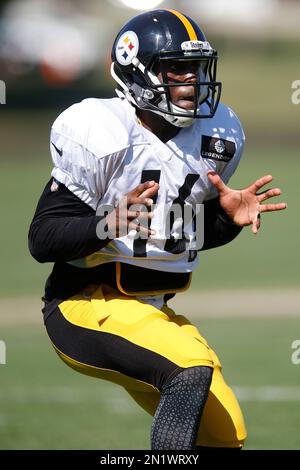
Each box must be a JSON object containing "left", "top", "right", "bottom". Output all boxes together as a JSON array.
[
  {"left": 0, "top": 140, "right": 299, "bottom": 450},
  {"left": 1, "top": 315, "right": 299, "bottom": 449},
  {"left": 0, "top": 49, "right": 299, "bottom": 449}
]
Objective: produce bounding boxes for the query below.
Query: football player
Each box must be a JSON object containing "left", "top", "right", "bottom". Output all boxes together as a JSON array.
[{"left": 29, "top": 9, "right": 286, "bottom": 450}]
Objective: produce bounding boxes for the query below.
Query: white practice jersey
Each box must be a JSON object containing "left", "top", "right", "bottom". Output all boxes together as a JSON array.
[{"left": 50, "top": 97, "right": 245, "bottom": 273}]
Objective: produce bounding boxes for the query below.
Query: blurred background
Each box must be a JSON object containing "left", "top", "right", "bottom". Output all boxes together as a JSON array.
[{"left": 0, "top": 0, "right": 299, "bottom": 450}]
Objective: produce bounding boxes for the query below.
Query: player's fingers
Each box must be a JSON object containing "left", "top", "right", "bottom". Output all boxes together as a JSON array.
[
  {"left": 207, "top": 171, "right": 229, "bottom": 195},
  {"left": 251, "top": 213, "right": 261, "bottom": 235},
  {"left": 139, "top": 182, "right": 160, "bottom": 199},
  {"left": 259, "top": 202, "right": 287, "bottom": 213},
  {"left": 127, "top": 196, "right": 154, "bottom": 208},
  {"left": 128, "top": 181, "right": 157, "bottom": 197},
  {"left": 128, "top": 221, "right": 156, "bottom": 236},
  {"left": 257, "top": 188, "right": 281, "bottom": 202},
  {"left": 249, "top": 174, "right": 273, "bottom": 193},
  {"left": 127, "top": 210, "right": 153, "bottom": 221}
]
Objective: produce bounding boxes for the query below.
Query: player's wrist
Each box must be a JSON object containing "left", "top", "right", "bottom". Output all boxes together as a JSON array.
[
  {"left": 104, "top": 211, "right": 119, "bottom": 239},
  {"left": 217, "top": 205, "right": 240, "bottom": 227},
  {"left": 214, "top": 197, "right": 236, "bottom": 226}
]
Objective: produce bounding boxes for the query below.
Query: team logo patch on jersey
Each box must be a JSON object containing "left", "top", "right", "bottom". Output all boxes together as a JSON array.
[
  {"left": 201, "top": 136, "right": 236, "bottom": 162},
  {"left": 214, "top": 139, "right": 226, "bottom": 154},
  {"left": 116, "top": 31, "right": 139, "bottom": 66}
]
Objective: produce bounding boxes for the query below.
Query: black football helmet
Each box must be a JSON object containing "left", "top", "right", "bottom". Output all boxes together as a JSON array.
[{"left": 111, "top": 9, "right": 221, "bottom": 127}]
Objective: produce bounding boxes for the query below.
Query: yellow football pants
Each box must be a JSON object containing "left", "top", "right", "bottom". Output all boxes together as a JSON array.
[{"left": 44, "top": 284, "right": 247, "bottom": 448}]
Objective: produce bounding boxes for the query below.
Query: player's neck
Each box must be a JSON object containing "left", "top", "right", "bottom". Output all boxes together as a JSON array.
[{"left": 136, "top": 109, "right": 180, "bottom": 143}]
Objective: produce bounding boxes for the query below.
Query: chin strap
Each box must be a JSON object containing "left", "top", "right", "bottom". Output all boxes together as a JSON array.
[{"left": 157, "top": 104, "right": 196, "bottom": 128}]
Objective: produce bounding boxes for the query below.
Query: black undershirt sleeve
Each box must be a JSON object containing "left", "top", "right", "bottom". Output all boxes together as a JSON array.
[
  {"left": 28, "top": 179, "right": 242, "bottom": 264},
  {"left": 28, "top": 179, "right": 110, "bottom": 263},
  {"left": 200, "top": 197, "right": 243, "bottom": 251}
]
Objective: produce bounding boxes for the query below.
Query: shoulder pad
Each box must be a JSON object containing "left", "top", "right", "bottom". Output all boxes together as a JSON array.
[{"left": 52, "top": 98, "right": 137, "bottom": 158}]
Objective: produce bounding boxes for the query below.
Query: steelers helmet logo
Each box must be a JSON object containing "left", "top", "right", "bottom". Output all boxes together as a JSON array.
[
  {"left": 116, "top": 31, "right": 139, "bottom": 66},
  {"left": 214, "top": 140, "right": 226, "bottom": 154}
]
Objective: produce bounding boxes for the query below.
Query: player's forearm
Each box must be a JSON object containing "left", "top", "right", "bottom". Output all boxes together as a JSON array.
[
  {"left": 28, "top": 215, "right": 110, "bottom": 263},
  {"left": 200, "top": 197, "right": 243, "bottom": 251},
  {"left": 28, "top": 179, "right": 110, "bottom": 263}
]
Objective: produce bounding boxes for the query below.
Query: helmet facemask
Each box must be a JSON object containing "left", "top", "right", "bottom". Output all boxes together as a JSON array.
[{"left": 149, "top": 55, "right": 220, "bottom": 127}]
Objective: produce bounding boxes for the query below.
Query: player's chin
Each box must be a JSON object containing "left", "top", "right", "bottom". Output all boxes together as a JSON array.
[{"left": 175, "top": 99, "right": 196, "bottom": 111}]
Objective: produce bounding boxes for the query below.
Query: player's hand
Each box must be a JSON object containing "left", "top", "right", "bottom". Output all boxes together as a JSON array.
[
  {"left": 207, "top": 172, "right": 287, "bottom": 234},
  {"left": 105, "top": 180, "right": 159, "bottom": 238}
]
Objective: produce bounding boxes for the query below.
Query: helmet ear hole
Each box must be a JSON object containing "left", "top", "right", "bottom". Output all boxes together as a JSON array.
[{"left": 150, "top": 60, "right": 161, "bottom": 77}]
